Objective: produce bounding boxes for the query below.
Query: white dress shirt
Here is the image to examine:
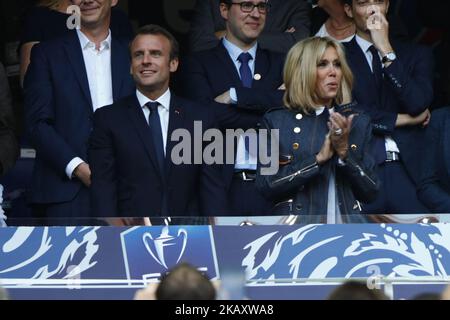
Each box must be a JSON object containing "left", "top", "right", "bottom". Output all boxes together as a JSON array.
[
  {"left": 354, "top": 35, "right": 400, "bottom": 154},
  {"left": 222, "top": 37, "right": 258, "bottom": 170},
  {"left": 136, "top": 89, "right": 171, "bottom": 156},
  {"left": 65, "top": 30, "right": 114, "bottom": 179}
]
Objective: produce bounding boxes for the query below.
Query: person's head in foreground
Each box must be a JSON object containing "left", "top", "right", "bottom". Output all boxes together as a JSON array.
[
  {"left": 155, "top": 262, "right": 216, "bottom": 300},
  {"left": 442, "top": 285, "right": 450, "bottom": 300},
  {"left": 0, "top": 286, "right": 9, "bottom": 300},
  {"left": 328, "top": 281, "right": 389, "bottom": 300}
]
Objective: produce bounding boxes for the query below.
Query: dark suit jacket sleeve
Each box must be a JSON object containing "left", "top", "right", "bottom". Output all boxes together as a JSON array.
[
  {"left": 180, "top": 54, "right": 261, "bottom": 130},
  {"left": 235, "top": 87, "right": 284, "bottom": 112},
  {"left": 336, "top": 114, "right": 380, "bottom": 204},
  {"left": 362, "top": 46, "right": 434, "bottom": 136},
  {"left": 0, "top": 63, "right": 19, "bottom": 175},
  {"left": 188, "top": 0, "right": 222, "bottom": 52},
  {"left": 417, "top": 111, "right": 450, "bottom": 213},
  {"left": 382, "top": 45, "right": 434, "bottom": 116},
  {"left": 258, "top": 0, "right": 311, "bottom": 53},
  {"left": 89, "top": 108, "right": 118, "bottom": 217},
  {"left": 24, "top": 44, "right": 80, "bottom": 175},
  {"left": 362, "top": 107, "right": 397, "bottom": 136}
]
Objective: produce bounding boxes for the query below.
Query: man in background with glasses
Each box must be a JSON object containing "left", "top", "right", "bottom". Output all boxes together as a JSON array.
[
  {"left": 189, "top": 0, "right": 311, "bottom": 53},
  {"left": 180, "top": 0, "right": 285, "bottom": 216}
]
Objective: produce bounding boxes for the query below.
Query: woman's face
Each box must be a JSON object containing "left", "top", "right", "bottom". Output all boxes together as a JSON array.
[{"left": 315, "top": 46, "right": 342, "bottom": 106}]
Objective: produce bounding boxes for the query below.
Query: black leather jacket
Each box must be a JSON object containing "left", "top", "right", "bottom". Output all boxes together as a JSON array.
[{"left": 256, "top": 103, "right": 380, "bottom": 220}]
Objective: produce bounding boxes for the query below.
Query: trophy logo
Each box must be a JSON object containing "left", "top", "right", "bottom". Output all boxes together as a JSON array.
[{"left": 142, "top": 226, "right": 188, "bottom": 269}]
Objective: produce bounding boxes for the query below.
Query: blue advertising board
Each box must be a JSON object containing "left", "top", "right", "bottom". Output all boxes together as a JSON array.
[{"left": 1, "top": 224, "right": 449, "bottom": 299}]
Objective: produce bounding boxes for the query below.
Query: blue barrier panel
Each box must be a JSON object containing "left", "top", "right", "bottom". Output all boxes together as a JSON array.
[{"left": 0, "top": 224, "right": 449, "bottom": 299}]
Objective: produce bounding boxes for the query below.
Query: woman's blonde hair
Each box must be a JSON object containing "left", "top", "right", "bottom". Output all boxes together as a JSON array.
[
  {"left": 283, "top": 37, "right": 353, "bottom": 114},
  {"left": 38, "top": 0, "right": 63, "bottom": 10}
]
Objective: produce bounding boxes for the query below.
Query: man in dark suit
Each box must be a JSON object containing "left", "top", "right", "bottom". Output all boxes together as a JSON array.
[
  {"left": 342, "top": 0, "right": 433, "bottom": 213},
  {"left": 189, "top": 0, "right": 311, "bottom": 53},
  {"left": 89, "top": 25, "right": 227, "bottom": 217},
  {"left": 0, "top": 62, "right": 19, "bottom": 177},
  {"left": 418, "top": 107, "right": 450, "bottom": 213},
  {"left": 1, "top": 61, "right": 19, "bottom": 227},
  {"left": 24, "top": 0, "right": 134, "bottom": 219},
  {"left": 180, "top": 0, "right": 285, "bottom": 215}
]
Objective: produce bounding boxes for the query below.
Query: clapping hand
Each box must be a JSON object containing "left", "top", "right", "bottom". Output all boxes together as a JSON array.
[{"left": 328, "top": 111, "right": 354, "bottom": 160}]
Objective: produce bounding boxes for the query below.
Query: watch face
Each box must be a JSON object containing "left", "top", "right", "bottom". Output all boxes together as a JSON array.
[{"left": 387, "top": 53, "right": 396, "bottom": 60}]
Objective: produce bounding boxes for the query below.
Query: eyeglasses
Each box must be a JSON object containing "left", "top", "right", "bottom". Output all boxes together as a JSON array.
[{"left": 230, "top": 1, "right": 271, "bottom": 14}]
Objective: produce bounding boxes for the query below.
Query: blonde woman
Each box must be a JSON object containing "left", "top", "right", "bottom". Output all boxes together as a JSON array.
[{"left": 256, "top": 37, "right": 379, "bottom": 221}]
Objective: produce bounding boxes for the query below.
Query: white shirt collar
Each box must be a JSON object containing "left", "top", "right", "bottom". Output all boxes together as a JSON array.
[
  {"left": 315, "top": 106, "right": 334, "bottom": 116},
  {"left": 77, "top": 29, "right": 112, "bottom": 51},
  {"left": 222, "top": 37, "right": 258, "bottom": 63},
  {"left": 355, "top": 34, "right": 381, "bottom": 57},
  {"left": 136, "top": 88, "right": 171, "bottom": 112}
]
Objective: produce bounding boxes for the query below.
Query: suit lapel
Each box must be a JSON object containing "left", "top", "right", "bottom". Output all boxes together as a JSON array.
[
  {"left": 346, "top": 38, "right": 378, "bottom": 96},
  {"left": 214, "top": 42, "right": 242, "bottom": 85},
  {"left": 253, "top": 47, "right": 270, "bottom": 89},
  {"left": 111, "top": 37, "right": 130, "bottom": 101},
  {"left": 165, "top": 95, "right": 186, "bottom": 176},
  {"left": 126, "top": 95, "right": 164, "bottom": 181},
  {"left": 64, "top": 31, "right": 93, "bottom": 111}
]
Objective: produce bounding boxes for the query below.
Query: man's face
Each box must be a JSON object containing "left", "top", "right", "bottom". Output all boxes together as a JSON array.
[
  {"left": 130, "top": 34, "right": 178, "bottom": 95},
  {"left": 220, "top": 0, "right": 267, "bottom": 46},
  {"left": 71, "top": 0, "right": 117, "bottom": 28},
  {"left": 344, "top": 0, "right": 389, "bottom": 32}
]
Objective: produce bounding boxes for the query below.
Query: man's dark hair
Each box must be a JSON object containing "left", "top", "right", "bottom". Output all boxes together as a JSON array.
[
  {"left": 342, "top": 0, "right": 389, "bottom": 6},
  {"left": 219, "top": 0, "right": 232, "bottom": 7},
  {"left": 328, "top": 281, "right": 388, "bottom": 300},
  {"left": 219, "top": 0, "right": 268, "bottom": 8},
  {"left": 130, "top": 24, "right": 180, "bottom": 61},
  {"left": 156, "top": 263, "right": 216, "bottom": 300},
  {"left": 411, "top": 293, "right": 441, "bottom": 300}
]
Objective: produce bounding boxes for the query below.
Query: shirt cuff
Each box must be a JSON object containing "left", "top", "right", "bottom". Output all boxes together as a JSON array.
[
  {"left": 337, "top": 158, "right": 346, "bottom": 166},
  {"left": 66, "top": 157, "right": 85, "bottom": 179},
  {"left": 230, "top": 88, "right": 237, "bottom": 103}
]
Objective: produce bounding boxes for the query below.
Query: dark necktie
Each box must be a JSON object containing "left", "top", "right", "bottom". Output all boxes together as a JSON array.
[
  {"left": 369, "top": 45, "right": 383, "bottom": 90},
  {"left": 368, "top": 46, "right": 386, "bottom": 162},
  {"left": 238, "top": 52, "right": 254, "bottom": 163},
  {"left": 146, "top": 102, "right": 165, "bottom": 173},
  {"left": 238, "top": 52, "right": 253, "bottom": 88}
]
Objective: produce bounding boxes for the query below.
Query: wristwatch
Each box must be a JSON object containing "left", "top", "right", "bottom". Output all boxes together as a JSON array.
[{"left": 382, "top": 52, "right": 397, "bottom": 64}]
